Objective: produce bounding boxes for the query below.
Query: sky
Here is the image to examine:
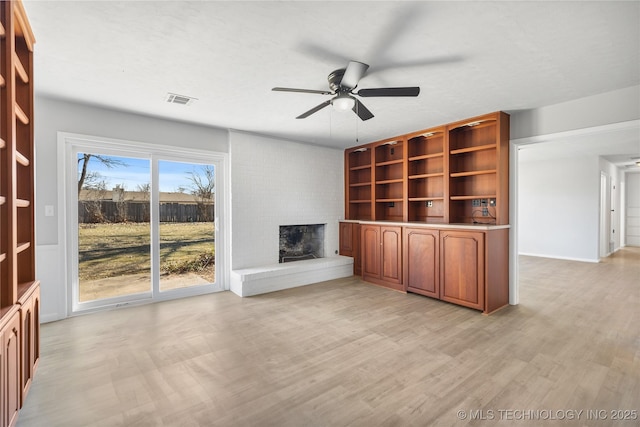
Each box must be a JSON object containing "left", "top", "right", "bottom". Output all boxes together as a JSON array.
[{"left": 78, "top": 153, "right": 214, "bottom": 193}]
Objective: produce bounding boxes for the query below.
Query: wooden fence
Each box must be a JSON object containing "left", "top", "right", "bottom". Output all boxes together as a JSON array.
[{"left": 78, "top": 201, "right": 214, "bottom": 223}]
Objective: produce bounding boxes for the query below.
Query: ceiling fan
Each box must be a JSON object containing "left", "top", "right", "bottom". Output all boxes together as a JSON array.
[{"left": 272, "top": 61, "right": 420, "bottom": 121}]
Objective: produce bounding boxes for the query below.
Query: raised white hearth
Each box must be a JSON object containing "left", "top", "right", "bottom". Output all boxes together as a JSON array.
[{"left": 230, "top": 256, "right": 353, "bottom": 297}]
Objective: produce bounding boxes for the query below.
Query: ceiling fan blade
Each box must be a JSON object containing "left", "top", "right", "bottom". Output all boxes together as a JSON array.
[
  {"left": 296, "top": 100, "right": 332, "bottom": 119},
  {"left": 352, "top": 99, "right": 374, "bottom": 121},
  {"left": 357, "top": 87, "right": 420, "bottom": 97},
  {"left": 273, "top": 87, "right": 332, "bottom": 95},
  {"left": 340, "top": 61, "right": 369, "bottom": 89}
]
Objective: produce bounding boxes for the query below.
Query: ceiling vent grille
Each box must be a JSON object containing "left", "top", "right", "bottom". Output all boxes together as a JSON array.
[{"left": 166, "top": 93, "right": 197, "bottom": 106}]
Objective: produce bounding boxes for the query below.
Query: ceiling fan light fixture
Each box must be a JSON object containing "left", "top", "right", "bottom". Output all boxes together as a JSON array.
[{"left": 332, "top": 94, "right": 355, "bottom": 112}]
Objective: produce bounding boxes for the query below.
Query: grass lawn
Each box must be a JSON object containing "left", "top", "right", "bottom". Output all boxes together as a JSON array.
[{"left": 78, "top": 222, "right": 214, "bottom": 281}]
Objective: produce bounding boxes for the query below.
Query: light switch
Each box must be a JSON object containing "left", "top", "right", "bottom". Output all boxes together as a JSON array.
[{"left": 45, "top": 205, "right": 54, "bottom": 217}]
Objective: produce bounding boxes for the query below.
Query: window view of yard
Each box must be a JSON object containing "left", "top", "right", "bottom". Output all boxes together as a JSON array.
[{"left": 77, "top": 154, "right": 215, "bottom": 303}]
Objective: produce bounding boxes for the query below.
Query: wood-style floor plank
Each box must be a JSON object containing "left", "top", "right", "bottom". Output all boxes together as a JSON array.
[{"left": 17, "top": 249, "right": 640, "bottom": 426}]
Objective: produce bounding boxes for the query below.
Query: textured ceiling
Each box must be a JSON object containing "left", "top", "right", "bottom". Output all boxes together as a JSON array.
[{"left": 23, "top": 0, "right": 640, "bottom": 154}]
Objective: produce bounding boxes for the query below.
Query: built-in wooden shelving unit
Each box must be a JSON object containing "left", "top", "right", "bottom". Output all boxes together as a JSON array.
[
  {"left": 344, "top": 111, "right": 509, "bottom": 225},
  {"left": 1, "top": 1, "right": 40, "bottom": 424}
]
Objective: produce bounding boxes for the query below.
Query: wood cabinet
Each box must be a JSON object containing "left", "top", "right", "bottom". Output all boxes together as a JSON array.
[
  {"left": 1, "top": 2, "right": 38, "bottom": 424},
  {"left": 403, "top": 228, "right": 439, "bottom": 299},
  {"left": 343, "top": 111, "right": 510, "bottom": 313},
  {"left": 17, "top": 283, "right": 39, "bottom": 406},
  {"left": 440, "top": 230, "right": 485, "bottom": 311},
  {"left": 361, "top": 225, "right": 403, "bottom": 291},
  {"left": 339, "top": 222, "right": 361, "bottom": 276},
  {"left": 0, "top": 307, "right": 21, "bottom": 427}
]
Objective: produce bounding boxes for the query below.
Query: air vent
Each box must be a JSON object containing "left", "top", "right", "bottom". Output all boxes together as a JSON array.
[{"left": 166, "top": 93, "right": 197, "bottom": 106}]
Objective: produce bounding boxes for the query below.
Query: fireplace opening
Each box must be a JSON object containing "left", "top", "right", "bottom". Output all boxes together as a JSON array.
[{"left": 279, "top": 224, "right": 325, "bottom": 263}]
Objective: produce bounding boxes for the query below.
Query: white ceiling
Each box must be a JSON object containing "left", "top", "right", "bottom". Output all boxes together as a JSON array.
[{"left": 23, "top": 0, "right": 640, "bottom": 155}]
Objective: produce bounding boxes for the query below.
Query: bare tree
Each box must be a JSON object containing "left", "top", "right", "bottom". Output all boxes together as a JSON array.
[
  {"left": 82, "top": 179, "right": 108, "bottom": 223},
  {"left": 77, "top": 154, "right": 126, "bottom": 194},
  {"left": 187, "top": 165, "right": 215, "bottom": 221},
  {"left": 113, "top": 184, "right": 128, "bottom": 222}
]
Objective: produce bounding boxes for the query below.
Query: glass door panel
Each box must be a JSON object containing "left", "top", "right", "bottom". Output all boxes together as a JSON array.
[
  {"left": 77, "top": 153, "right": 151, "bottom": 302},
  {"left": 158, "top": 160, "right": 215, "bottom": 291}
]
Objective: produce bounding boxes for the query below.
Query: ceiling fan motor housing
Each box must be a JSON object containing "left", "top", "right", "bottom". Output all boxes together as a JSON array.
[{"left": 328, "top": 69, "right": 346, "bottom": 92}]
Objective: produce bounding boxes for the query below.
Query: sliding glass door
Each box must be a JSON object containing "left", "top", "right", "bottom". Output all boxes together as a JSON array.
[
  {"left": 66, "top": 135, "right": 226, "bottom": 313},
  {"left": 158, "top": 160, "right": 215, "bottom": 292},
  {"left": 77, "top": 153, "right": 152, "bottom": 303}
]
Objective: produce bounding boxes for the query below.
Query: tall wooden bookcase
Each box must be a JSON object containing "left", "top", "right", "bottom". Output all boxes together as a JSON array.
[{"left": 1, "top": 1, "right": 39, "bottom": 425}]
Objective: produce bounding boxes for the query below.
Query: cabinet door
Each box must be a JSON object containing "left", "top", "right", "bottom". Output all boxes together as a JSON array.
[
  {"left": 361, "top": 225, "right": 381, "bottom": 281},
  {"left": 2, "top": 311, "right": 22, "bottom": 427},
  {"left": 440, "top": 230, "right": 485, "bottom": 311},
  {"left": 404, "top": 228, "right": 439, "bottom": 298},
  {"left": 339, "top": 222, "right": 354, "bottom": 256},
  {"left": 380, "top": 226, "right": 402, "bottom": 285}
]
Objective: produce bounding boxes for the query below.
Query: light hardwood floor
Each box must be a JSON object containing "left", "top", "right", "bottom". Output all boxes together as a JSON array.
[{"left": 17, "top": 249, "right": 640, "bottom": 426}]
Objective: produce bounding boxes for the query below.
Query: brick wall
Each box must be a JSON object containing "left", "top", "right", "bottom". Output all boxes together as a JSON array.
[{"left": 230, "top": 131, "right": 344, "bottom": 269}]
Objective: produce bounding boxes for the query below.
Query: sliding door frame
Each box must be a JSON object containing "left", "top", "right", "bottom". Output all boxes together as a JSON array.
[{"left": 57, "top": 132, "right": 229, "bottom": 316}]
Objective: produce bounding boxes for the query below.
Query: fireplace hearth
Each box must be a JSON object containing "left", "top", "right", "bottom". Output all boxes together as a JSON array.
[{"left": 279, "top": 224, "right": 325, "bottom": 263}]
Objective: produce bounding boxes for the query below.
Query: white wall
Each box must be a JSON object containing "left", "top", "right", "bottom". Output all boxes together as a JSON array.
[
  {"left": 229, "top": 131, "right": 344, "bottom": 270},
  {"left": 518, "top": 154, "right": 600, "bottom": 262},
  {"left": 34, "top": 96, "right": 229, "bottom": 321}
]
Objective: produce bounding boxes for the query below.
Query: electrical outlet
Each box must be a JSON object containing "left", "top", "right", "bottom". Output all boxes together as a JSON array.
[
  {"left": 390, "top": 147, "right": 395, "bottom": 156},
  {"left": 426, "top": 200, "right": 433, "bottom": 208},
  {"left": 489, "top": 198, "right": 496, "bottom": 207},
  {"left": 388, "top": 202, "right": 395, "bottom": 208},
  {"left": 482, "top": 207, "right": 489, "bottom": 216},
  {"left": 472, "top": 199, "right": 481, "bottom": 207},
  {"left": 480, "top": 198, "right": 488, "bottom": 207}
]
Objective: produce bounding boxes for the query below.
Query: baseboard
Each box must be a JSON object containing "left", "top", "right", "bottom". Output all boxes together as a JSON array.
[{"left": 518, "top": 252, "right": 599, "bottom": 263}]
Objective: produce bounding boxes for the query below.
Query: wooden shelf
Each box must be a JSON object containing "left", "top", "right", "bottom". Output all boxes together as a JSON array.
[
  {"left": 349, "top": 200, "right": 371, "bottom": 204},
  {"left": 375, "top": 159, "right": 403, "bottom": 167},
  {"left": 350, "top": 164, "right": 371, "bottom": 171},
  {"left": 408, "top": 153, "right": 444, "bottom": 161},
  {"left": 349, "top": 182, "right": 371, "bottom": 187},
  {"left": 449, "top": 118, "right": 496, "bottom": 131},
  {"left": 16, "top": 198, "right": 30, "bottom": 208},
  {"left": 376, "top": 198, "right": 403, "bottom": 203},
  {"left": 16, "top": 150, "right": 30, "bottom": 166},
  {"left": 16, "top": 241, "right": 31, "bottom": 254},
  {"left": 450, "top": 169, "right": 496, "bottom": 178},
  {"left": 15, "top": 103, "right": 29, "bottom": 124},
  {"left": 376, "top": 178, "right": 403, "bottom": 185},
  {"left": 450, "top": 195, "right": 497, "bottom": 201},
  {"left": 450, "top": 143, "right": 496, "bottom": 155},
  {"left": 409, "top": 197, "right": 444, "bottom": 202},
  {"left": 13, "top": 52, "right": 28, "bottom": 83},
  {"left": 409, "top": 173, "right": 444, "bottom": 180}
]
